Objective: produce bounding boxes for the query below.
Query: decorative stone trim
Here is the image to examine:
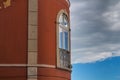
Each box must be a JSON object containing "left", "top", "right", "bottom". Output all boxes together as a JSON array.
[
  {"left": 0, "top": 64, "right": 56, "bottom": 68},
  {"left": 28, "top": 0, "right": 38, "bottom": 80}
]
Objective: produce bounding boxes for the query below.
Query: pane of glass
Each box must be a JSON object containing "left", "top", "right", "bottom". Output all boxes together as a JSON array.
[
  {"left": 59, "top": 14, "right": 63, "bottom": 26},
  {"left": 59, "top": 27, "right": 63, "bottom": 48},
  {"left": 63, "top": 31, "right": 68, "bottom": 50},
  {"left": 59, "top": 14, "right": 69, "bottom": 27},
  {"left": 63, "top": 15, "right": 68, "bottom": 27}
]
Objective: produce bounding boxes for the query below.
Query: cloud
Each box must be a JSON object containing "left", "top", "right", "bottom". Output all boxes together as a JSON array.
[
  {"left": 103, "top": 1, "right": 120, "bottom": 31},
  {"left": 72, "top": 51, "right": 112, "bottom": 64},
  {"left": 71, "top": 43, "right": 120, "bottom": 64},
  {"left": 112, "top": 50, "right": 120, "bottom": 57},
  {"left": 70, "top": 0, "right": 120, "bottom": 64}
]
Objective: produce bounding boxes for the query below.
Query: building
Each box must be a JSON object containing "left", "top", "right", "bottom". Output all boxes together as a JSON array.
[{"left": 0, "top": 0, "right": 71, "bottom": 80}]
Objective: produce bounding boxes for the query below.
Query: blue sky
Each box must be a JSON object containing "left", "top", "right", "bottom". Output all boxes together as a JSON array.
[
  {"left": 72, "top": 57, "right": 120, "bottom": 80},
  {"left": 70, "top": 0, "right": 120, "bottom": 80}
]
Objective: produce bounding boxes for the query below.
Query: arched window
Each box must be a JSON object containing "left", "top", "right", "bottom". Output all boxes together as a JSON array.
[{"left": 56, "top": 10, "right": 71, "bottom": 70}]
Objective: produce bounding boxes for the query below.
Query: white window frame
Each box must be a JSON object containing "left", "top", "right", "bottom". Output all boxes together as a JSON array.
[{"left": 56, "top": 9, "right": 71, "bottom": 70}]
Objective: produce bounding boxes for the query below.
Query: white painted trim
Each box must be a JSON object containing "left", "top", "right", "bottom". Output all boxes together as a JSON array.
[
  {"left": 0, "top": 64, "right": 56, "bottom": 68},
  {"left": 0, "top": 64, "right": 27, "bottom": 67}
]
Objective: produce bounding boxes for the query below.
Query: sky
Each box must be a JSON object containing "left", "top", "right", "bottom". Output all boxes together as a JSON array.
[{"left": 70, "top": 0, "right": 120, "bottom": 80}]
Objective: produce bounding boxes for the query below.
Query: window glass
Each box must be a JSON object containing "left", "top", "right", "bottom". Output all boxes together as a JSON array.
[
  {"left": 59, "top": 14, "right": 69, "bottom": 51},
  {"left": 63, "top": 31, "right": 68, "bottom": 50},
  {"left": 59, "top": 29, "right": 69, "bottom": 50},
  {"left": 59, "top": 14, "right": 69, "bottom": 27},
  {"left": 63, "top": 15, "right": 68, "bottom": 27},
  {"left": 59, "top": 27, "right": 63, "bottom": 48}
]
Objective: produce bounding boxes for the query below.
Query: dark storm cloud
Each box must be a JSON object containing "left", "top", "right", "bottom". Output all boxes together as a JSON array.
[{"left": 70, "top": 0, "right": 120, "bottom": 63}]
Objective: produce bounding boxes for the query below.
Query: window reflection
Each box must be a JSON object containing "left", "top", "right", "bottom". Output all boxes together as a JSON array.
[
  {"left": 59, "top": 27, "right": 69, "bottom": 50},
  {"left": 59, "top": 14, "right": 69, "bottom": 27}
]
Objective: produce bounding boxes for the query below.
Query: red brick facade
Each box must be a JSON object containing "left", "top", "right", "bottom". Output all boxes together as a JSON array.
[{"left": 0, "top": 0, "right": 71, "bottom": 80}]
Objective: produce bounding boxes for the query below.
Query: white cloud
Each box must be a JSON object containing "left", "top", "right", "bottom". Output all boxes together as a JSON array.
[
  {"left": 112, "top": 50, "right": 120, "bottom": 57},
  {"left": 72, "top": 49, "right": 120, "bottom": 64},
  {"left": 72, "top": 51, "right": 112, "bottom": 64},
  {"left": 71, "top": 41, "right": 120, "bottom": 64}
]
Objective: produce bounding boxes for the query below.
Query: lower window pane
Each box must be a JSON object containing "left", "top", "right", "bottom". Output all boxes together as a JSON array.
[
  {"left": 63, "top": 31, "right": 68, "bottom": 50},
  {"left": 59, "top": 48, "right": 70, "bottom": 69}
]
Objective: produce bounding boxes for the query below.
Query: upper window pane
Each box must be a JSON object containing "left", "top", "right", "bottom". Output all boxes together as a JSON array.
[{"left": 59, "top": 14, "right": 69, "bottom": 27}]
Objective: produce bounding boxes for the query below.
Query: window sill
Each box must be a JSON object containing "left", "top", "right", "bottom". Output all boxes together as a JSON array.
[{"left": 57, "top": 66, "right": 72, "bottom": 72}]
